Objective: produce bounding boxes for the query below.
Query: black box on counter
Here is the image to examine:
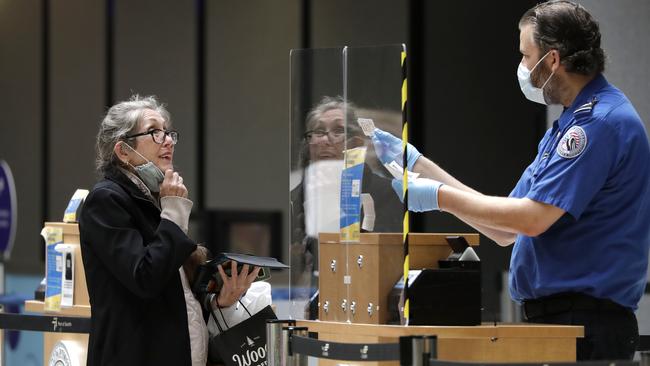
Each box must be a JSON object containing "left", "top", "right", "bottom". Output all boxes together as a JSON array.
[{"left": 389, "top": 260, "right": 481, "bottom": 326}]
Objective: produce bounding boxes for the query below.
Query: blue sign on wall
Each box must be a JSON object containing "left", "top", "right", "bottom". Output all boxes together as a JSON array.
[{"left": 0, "top": 160, "right": 17, "bottom": 260}]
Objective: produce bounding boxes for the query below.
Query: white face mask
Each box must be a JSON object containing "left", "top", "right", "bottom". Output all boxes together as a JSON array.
[
  {"left": 517, "top": 51, "right": 555, "bottom": 105},
  {"left": 121, "top": 142, "right": 165, "bottom": 193}
]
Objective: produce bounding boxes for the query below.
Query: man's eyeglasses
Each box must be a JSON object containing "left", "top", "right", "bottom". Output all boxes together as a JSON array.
[
  {"left": 304, "top": 127, "right": 345, "bottom": 142},
  {"left": 123, "top": 129, "right": 179, "bottom": 145}
]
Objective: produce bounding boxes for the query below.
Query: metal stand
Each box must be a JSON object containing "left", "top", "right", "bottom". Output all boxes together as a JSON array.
[
  {"left": 424, "top": 335, "right": 437, "bottom": 363},
  {"left": 640, "top": 350, "right": 650, "bottom": 366},
  {"left": 266, "top": 319, "right": 296, "bottom": 366},
  {"left": 283, "top": 326, "right": 308, "bottom": 366},
  {"left": 396, "top": 335, "right": 438, "bottom": 366}
]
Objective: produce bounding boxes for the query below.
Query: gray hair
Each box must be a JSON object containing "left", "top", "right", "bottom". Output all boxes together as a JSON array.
[
  {"left": 305, "top": 96, "right": 361, "bottom": 136},
  {"left": 95, "top": 95, "right": 171, "bottom": 174},
  {"left": 299, "top": 96, "right": 363, "bottom": 167}
]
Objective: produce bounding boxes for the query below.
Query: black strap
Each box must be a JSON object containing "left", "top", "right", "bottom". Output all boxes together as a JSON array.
[
  {"left": 209, "top": 306, "right": 225, "bottom": 333},
  {"left": 428, "top": 361, "right": 638, "bottom": 366},
  {"left": 212, "top": 299, "right": 252, "bottom": 331},
  {"left": 290, "top": 334, "right": 400, "bottom": 361},
  {"left": 0, "top": 313, "right": 90, "bottom": 333},
  {"left": 215, "top": 304, "right": 229, "bottom": 329},
  {"left": 289, "top": 334, "right": 644, "bottom": 365},
  {"left": 239, "top": 299, "right": 252, "bottom": 317}
]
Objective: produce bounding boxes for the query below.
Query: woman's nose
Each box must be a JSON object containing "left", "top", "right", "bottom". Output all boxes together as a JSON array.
[{"left": 162, "top": 133, "right": 175, "bottom": 146}]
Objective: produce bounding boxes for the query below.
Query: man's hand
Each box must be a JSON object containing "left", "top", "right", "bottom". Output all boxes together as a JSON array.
[
  {"left": 392, "top": 178, "right": 444, "bottom": 212},
  {"left": 159, "top": 169, "right": 188, "bottom": 198},
  {"left": 215, "top": 261, "right": 261, "bottom": 308},
  {"left": 371, "top": 128, "right": 422, "bottom": 170}
]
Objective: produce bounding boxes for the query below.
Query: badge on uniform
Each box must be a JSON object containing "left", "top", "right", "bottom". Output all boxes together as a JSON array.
[{"left": 557, "top": 126, "right": 587, "bottom": 159}]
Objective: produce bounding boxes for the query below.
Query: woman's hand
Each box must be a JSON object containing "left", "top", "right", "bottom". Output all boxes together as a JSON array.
[
  {"left": 215, "top": 261, "right": 261, "bottom": 308},
  {"left": 159, "top": 169, "right": 188, "bottom": 198}
]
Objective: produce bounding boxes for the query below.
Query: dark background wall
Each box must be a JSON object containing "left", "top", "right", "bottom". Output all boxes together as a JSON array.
[
  {"left": 409, "top": 0, "right": 542, "bottom": 318},
  {"left": 1, "top": 0, "right": 46, "bottom": 273},
  {"left": 1, "top": 0, "right": 648, "bottom": 321}
]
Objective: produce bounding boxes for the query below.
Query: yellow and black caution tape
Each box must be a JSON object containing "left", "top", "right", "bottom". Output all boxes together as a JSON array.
[{"left": 400, "top": 50, "right": 410, "bottom": 325}]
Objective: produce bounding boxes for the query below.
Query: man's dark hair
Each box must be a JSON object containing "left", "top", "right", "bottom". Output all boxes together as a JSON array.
[{"left": 519, "top": 0, "right": 605, "bottom": 76}]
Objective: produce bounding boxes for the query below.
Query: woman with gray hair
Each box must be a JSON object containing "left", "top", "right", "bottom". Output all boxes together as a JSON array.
[{"left": 80, "top": 95, "right": 259, "bottom": 366}]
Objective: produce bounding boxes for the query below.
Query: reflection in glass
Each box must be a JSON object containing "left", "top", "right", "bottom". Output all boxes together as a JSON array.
[
  {"left": 289, "top": 45, "right": 406, "bottom": 321},
  {"left": 290, "top": 96, "right": 402, "bottom": 319}
]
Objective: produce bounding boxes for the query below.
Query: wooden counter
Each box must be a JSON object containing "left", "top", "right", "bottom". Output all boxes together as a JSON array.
[{"left": 297, "top": 320, "right": 583, "bottom": 365}]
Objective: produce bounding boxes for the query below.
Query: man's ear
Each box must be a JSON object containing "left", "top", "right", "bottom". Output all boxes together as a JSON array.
[
  {"left": 550, "top": 49, "right": 561, "bottom": 73},
  {"left": 113, "top": 141, "right": 130, "bottom": 164}
]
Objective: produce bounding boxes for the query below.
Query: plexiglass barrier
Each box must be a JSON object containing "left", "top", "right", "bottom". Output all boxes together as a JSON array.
[{"left": 289, "top": 44, "right": 407, "bottom": 322}]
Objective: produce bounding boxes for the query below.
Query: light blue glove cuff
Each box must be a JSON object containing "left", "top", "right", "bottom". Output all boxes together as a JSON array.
[
  {"left": 391, "top": 178, "right": 443, "bottom": 212},
  {"left": 406, "top": 144, "right": 422, "bottom": 171},
  {"left": 417, "top": 178, "right": 443, "bottom": 212}
]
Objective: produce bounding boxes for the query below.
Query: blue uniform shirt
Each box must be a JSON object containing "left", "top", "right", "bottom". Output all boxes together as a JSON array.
[{"left": 509, "top": 74, "right": 650, "bottom": 310}]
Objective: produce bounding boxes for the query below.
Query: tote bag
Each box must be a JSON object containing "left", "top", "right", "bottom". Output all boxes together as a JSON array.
[{"left": 208, "top": 302, "right": 277, "bottom": 366}]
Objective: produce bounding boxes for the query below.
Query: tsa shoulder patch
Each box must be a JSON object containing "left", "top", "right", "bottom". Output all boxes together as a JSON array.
[{"left": 557, "top": 126, "right": 587, "bottom": 159}]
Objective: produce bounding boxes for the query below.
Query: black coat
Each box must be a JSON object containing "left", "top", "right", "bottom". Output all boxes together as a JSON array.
[{"left": 79, "top": 167, "right": 197, "bottom": 366}]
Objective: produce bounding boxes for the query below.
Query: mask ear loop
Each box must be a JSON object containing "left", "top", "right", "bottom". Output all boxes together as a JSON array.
[
  {"left": 530, "top": 51, "right": 551, "bottom": 74},
  {"left": 114, "top": 141, "right": 132, "bottom": 168},
  {"left": 538, "top": 50, "right": 557, "bottom": 90},
  {"left": 540, "top": 70, "right": 555, "bottom": 90},
  {"left": 530, "top": 51, "right": 555, "bottom": 93},
  {"left": 119, "top": 140, "right": 165, "bottom": 176}
]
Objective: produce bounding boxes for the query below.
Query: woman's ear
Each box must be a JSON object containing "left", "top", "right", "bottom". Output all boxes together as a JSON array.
[{"left": 113, "top": 141, "right": 130, "bottom": 165}]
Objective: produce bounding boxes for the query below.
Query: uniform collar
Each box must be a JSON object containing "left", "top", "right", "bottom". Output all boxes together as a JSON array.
[{"left": 558, "top": 73, "right": 608, "bottom": 129}]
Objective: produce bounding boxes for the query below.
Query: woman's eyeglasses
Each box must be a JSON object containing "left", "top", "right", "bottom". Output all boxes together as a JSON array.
[
  {"left": 123, "top": 129, "right": 179, "bottom": 144},
  {"left": 304, "top": 127, "right": 345, "bottom": 142}
]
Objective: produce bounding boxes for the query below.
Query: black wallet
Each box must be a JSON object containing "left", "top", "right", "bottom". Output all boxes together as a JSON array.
[
  {"left": 214, "top": 252, "right": 290, "bottom": 269},
  {"left": 214, "top": 253, "right": 289, "bottom": 284}
]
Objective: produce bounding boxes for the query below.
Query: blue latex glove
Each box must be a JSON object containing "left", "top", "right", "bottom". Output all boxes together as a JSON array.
[
  {"left": 391, "top": 178, "right": 444, "bottom": 212},
  {"left": 371, "top": 128, "right": 422, "bottom": 171}
]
